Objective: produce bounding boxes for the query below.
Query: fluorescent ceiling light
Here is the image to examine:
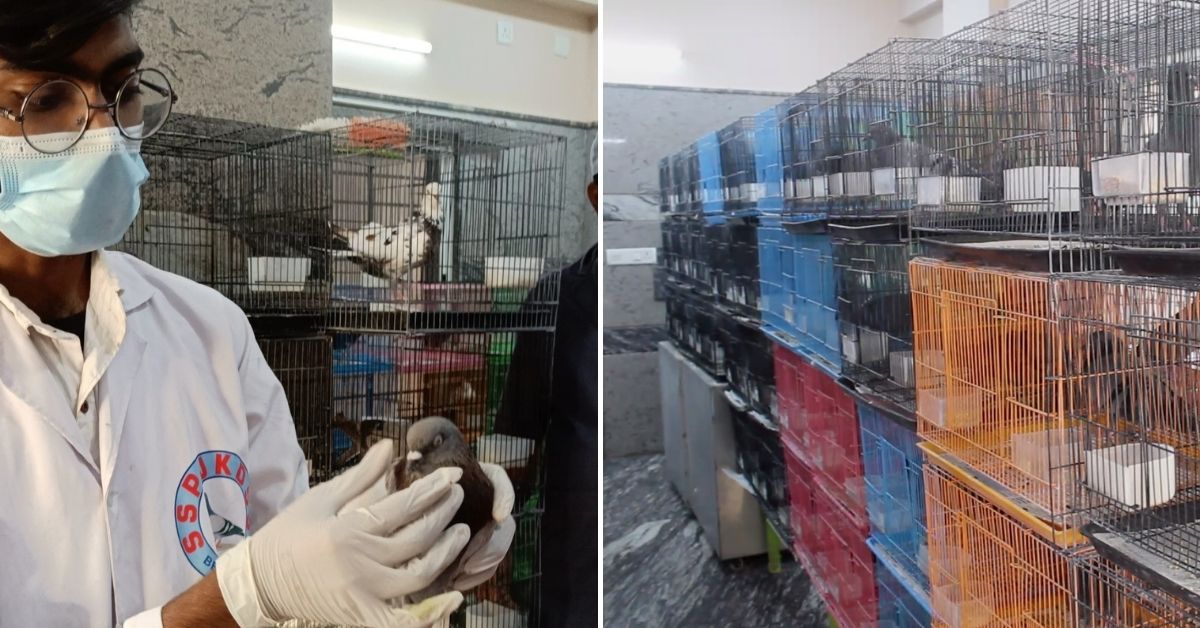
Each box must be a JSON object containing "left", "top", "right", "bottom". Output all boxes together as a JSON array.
[
  {"left": 607, "top": 43, "right": 683, "bottom": 71},
  {"left": 603, "top": 138, "right": 628, "bottom": 144},
  {"left": 332, "top": 25, "right": 432, "bottom": 55}
]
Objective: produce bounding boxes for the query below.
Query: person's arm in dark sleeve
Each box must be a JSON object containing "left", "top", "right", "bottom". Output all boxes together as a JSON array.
[{"left": 494, "top": 271, "right": 559, "bottom": 440}]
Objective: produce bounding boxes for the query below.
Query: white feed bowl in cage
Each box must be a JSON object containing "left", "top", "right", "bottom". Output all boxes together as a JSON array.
[
  {"left": 917, "top": 176, "right": 982, "bottom": 207},
  {"left": 843, "top": 172, "right": 873, "bottom": 197},
  {"left": 485, "top": 257, "right": 543, "bottom": 288},
  {"left": 827, "top": 173, "right": 847, "bottom": 197},
  {"left": 1003, "top": 166, "right": 1081, "bottom": 213},
  {"left": 751, "top": 182, "right": 767, "bottom": 202},
  {"left": 872, "top": 167, "right": 921, "bottom": 198},
  {"left": 464, "top": 602, "right": 525, "bottom": 628},
  {"left": 1084, "top": 442, "right": 1176, "bottom": 509},
  {"left": 917, "top": 386, "right": 982, "bottom": 430},
  {"left": 475, "top": 434, "right": 535, "bottom": 469},
  {"left": 795, "top": 177, "right": 814, "bottom": 199},
  {"left": 811, "top": 176, "right": 830, "bottom": 199},
  {"left": 890, "top": 350, "right": 915, "bottom": 388},
  {"left": 360, "top": 272, "right": 391, "bottom": 289},
  {"left": 247, "top": 257, "right": 311, "bottom": 292},
  {"left": 1091, "top": 152, "right": 1190, "bottom": 202}
]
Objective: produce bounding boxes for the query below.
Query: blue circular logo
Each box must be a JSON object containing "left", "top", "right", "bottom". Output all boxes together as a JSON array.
[{"left": 174, "top": 451, "right": 250, "bottom": 575}]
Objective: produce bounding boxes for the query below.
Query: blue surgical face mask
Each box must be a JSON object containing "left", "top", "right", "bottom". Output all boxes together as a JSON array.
[{"left": 0, "top": 127, "right": 150, "bottom": 257}]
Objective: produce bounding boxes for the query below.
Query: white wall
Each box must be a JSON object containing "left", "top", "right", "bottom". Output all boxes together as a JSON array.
[
  {"left": 603, "top": 0, "right": 917, "bottom": 92},
  {"left": 333, "top": 0, "right": 597, "bottom": 123},
  {"left": 900, "top": 0, "right": 1010, "bottom": 39}
]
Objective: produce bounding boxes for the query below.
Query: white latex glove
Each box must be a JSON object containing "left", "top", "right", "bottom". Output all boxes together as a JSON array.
[
  {"left": 217, "top": 440, "right": 472, "bottom": 628},
  {"left": 451, "top": 463, "right": 518, "bottom": 590}
]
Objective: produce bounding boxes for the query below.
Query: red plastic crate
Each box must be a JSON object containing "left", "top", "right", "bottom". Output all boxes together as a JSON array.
[
  {"left": 773, "top": 343, "right": 868, "bottom": 527},
  {"left": 784, "top": 438, "right": 876, "bottom": 627}
]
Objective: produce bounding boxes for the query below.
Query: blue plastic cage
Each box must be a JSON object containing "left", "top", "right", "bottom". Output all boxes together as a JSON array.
[
  {"left": 858, "top": 398, "right": 927, "bottom": 588},
  {"left": 753, "top": 107, "right": 784, "bottom": 215},
  {"left": 872, "top": 537, "right": 932, "bottom": 628},
  {"left": 696, "top": 132, "right": 724, "bottom": 216},
  {"left": 757, "top": 215, "right": 792, "bottom": 337},
  {"left": 331, "top": 349, "right": 395, "bottom": 456},
  {"left": 785, "top": 222, "right": 840, "bottom": 374}
]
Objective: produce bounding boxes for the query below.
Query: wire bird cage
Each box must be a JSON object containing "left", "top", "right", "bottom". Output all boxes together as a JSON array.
[
  {"left": 1072, "top": 550, "right": 1200, "bottom": 627},
  {"left": 1072, "top": 0, "right": 1200, "bottom": 249},
  {"left": 903, "top": 1, "right": 1097, "bottom": 244},
  {"left": 710, "top": 222, "right": 761, "bottom": 316},
  {"left": 924, "top": 452, "right": 1079, "bottom": 628},
  {"left": 858, "top": 397, "right": 928, "bottom": 589},
  {"left": 924, "top": 447, "right": 1200, "bottom": 628},
  {"left": 833, "top": 221, "right": 915, "bottom": 403},
  {"left": 717, "top": 118, "right": 758, "bottom": 215},
  {"left": 780, "top": 90, "right": 827, "bottom": 218},
  {"left": 717, "top": 314, "right": 775, "bottom": 416},
  {"left": 325, "top": 115, "right": 565, "bottom": 331},
  {"left": 117, "top": 114, "right": 334, "bottom": 317},
  {"left": 775, "top": 344, "right": 868, "bottom": 527},
  {"left": 1055, "top": 271, "right": 1200, "bottom": 592},
  {"left": 785, "top": 439, "right": 876, "bottom": 628},
  {"left": 728, "top": 393, "right": 789, "bottom": 541},
  {"left": 909, "top": 256, "right": 1094, "bottom": 532},
  {"left": 812, "top": 39, "right": 938, "bottom": 217},
  {"left": 753, "top": 106, "right": 786, "bottom": 215},
  {"left": 258, "top": 336, "right": 334, "bottom": 484},
  {"left": 315, "top": 114, "right": 563, "bottom": 627}
]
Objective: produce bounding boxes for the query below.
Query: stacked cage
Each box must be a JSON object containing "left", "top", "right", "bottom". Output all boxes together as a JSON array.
[
  {"left": 121, "top": 114, "right": 337, "bottom": 479},
  {"left": 323, "top": 114, "right": 566, "bottom": 626},
  {"left": 907, "top": 0, "right": 1200, "bottom": 621},
  {"left": 776, "top": 88, "right": 843, "bottom": 372},
  {"left": 858, "top": 394, "right": 929, "bottom": 609},
  {"left": 784, "top": 415, "right": 877, "bottom": 626},
  {"left": 906, "top": 1, "right": 1091, "bottom": 241},
  {"left": 925, "top": 443, "right": 1200, "bottom": 627},
  {"left": 833, "top": 221, "right": 915, "bottom": 404}
]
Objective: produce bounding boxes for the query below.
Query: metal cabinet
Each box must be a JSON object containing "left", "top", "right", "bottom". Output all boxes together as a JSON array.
[{"left": 661, "top": 346, "right": 765, "bottom": 560}]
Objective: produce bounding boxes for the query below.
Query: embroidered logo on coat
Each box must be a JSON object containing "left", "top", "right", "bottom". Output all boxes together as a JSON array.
[{"left": 174, "top": 451, "right": 250, "bottom": 575}]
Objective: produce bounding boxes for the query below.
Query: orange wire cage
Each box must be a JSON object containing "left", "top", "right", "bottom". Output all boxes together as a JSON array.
[
  {"left": 910, "top": 256, "right": 1089, "bottom": 533},
  {"left": 925, "top": 452, "right": 1200, "bottom": 627},
  {"left": 925, "top": 453, "right": 1075, "bottom": 627}
]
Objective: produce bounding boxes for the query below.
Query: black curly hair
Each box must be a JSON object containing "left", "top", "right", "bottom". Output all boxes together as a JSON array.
[{"left": 0, "top": 0, "right": 139, "bottom": 70}]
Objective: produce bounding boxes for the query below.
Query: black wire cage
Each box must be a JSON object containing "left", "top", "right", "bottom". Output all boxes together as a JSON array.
[
  {"left": 832, "top": 221, "right": 915, "bottom": 406},
  {"left": 717, "top": 118, "right": 757, "bottom": 215},
  {"left": 118, "top": 113, "right": 335, "bottom": 316},
  {"left": 317, "top": 114, "right": 565, "bottom": 628}
]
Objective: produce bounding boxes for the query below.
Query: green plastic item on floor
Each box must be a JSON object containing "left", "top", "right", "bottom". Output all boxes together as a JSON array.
[{"left": 764, "top": 516, "right": 783, "bottom": 575}]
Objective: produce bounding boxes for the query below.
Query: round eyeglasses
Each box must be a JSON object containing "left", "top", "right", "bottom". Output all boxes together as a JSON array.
[{"left": 0, "top": 68, "right": 178, "bottom": 154}]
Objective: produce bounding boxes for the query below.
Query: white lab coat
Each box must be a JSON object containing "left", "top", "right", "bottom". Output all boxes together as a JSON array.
[{"left": 0, "top": 250, "right": 308, "bottom": 627}]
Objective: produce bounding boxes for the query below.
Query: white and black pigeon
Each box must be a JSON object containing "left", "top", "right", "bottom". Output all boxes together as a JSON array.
[{"left": 334, "top": 181, "right": 444, "bottom": 282}]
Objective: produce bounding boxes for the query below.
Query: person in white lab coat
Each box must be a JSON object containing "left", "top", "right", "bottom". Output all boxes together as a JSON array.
[{"left": 0, "top": 2, "right": 516, "bottom": 627}]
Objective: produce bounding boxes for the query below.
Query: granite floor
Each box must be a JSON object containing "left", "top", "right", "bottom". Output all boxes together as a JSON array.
[{"left": 604, "top": 454, "right": 828, "bottom": 627}]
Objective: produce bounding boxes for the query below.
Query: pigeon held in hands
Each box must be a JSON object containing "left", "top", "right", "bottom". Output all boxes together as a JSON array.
[{"left": 396, "top": 416, "right": 497, "bottom": 598}]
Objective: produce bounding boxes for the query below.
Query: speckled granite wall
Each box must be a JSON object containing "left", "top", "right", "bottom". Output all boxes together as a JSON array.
[
  {"left": 604, "top": 353, "right": 664, "bottom": 458},
  {"left": 604, "top": 220, "right": 665, "bottom": 328},
  {"left": 133, "top": 0, "right": 333, "bottom": 128},
  {"left": 603, "top": 84, "right": 789, "bottom": 459}
]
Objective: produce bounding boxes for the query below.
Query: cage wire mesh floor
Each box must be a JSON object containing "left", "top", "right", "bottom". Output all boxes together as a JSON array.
[{"left": 116, "top": 112, "right": 567, "bottom": 628}]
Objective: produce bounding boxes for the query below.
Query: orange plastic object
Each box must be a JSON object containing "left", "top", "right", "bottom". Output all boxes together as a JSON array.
[
  {"left": 925, "top": 458, "right": 1076, "bottom": 627},
  {"left": 348, "top": 117, "right": 411, "bottom": 150},
  {"left": 927, "top": 452, "right": 1199, "bottom": 626},
  {"left": 910, "top": 257, "right": 1088, "bottom": 526}
]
